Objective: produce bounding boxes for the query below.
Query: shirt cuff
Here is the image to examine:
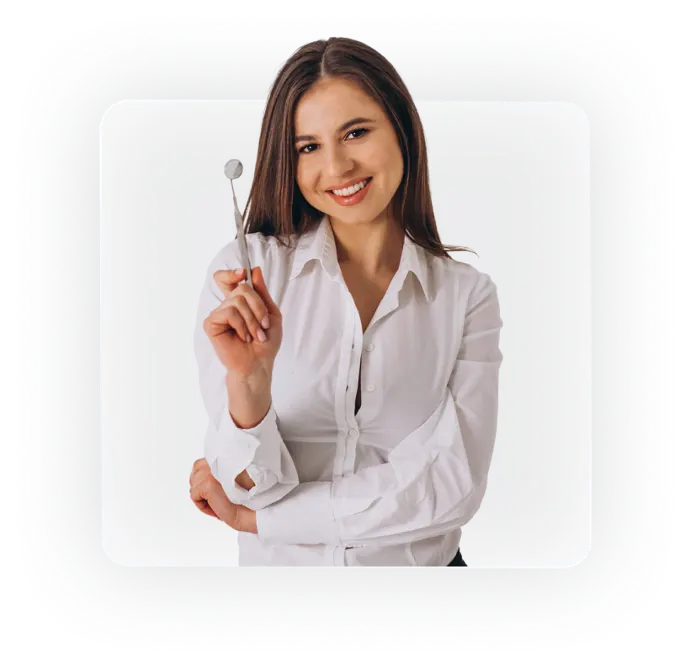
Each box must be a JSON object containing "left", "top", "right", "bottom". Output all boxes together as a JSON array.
[
  {"left": 255, "top": 481, "right": 339, "bottom": 546},
  {"left": 210, "top": 404, "right": 281, "bottom": 499},
  {"left": 218, "top": 400, "right": 277, "bottom": 439}
]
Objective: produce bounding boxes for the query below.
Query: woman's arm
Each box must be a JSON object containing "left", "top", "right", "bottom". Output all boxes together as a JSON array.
[
  {"left": 193, "top": 243, "right": 300, "bottom": 509},
  {"left": 224, "top": 370, "right": 272, "bottom": 490},
  {"left": 252, "top": 271, "right": 503, "bottom": 548}
]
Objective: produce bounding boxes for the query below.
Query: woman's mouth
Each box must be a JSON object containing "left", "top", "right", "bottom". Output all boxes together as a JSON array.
[{"left": 326, "top": 177, "right": 373, "bottom": 206}]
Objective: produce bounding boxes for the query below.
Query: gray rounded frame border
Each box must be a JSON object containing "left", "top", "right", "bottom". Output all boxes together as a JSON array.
[{"left": 24, "top": 25, "right": 666, "bottom": 642}]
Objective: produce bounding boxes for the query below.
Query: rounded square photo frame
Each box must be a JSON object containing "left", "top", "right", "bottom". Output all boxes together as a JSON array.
[{"left": 25, "top": 25, "right": 665, "bottom": 642}]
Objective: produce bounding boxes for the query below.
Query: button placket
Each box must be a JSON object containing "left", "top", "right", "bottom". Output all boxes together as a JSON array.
[
  {"left": 345, "top": 335, "right": 378, "bottom": 478},
  {"left": 337, "top": 301, "right": 362, "bottom": 479},
  {"left": 334, "top": 291, "right": 360, "bottom": 480}
]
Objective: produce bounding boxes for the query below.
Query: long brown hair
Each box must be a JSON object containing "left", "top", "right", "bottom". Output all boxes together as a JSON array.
[{"left": 242, "top": 36, "right": 474, "bottom": 258}]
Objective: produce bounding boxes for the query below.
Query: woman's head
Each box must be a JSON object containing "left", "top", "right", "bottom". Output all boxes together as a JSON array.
[
  {"left": 293, "top": 76, "right": 404, "bottom": 237},
  {"left": 244, "top": 36, "right": 472, "bottom": 258}
]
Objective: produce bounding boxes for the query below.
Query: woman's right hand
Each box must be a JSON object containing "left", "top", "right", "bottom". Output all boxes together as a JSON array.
[{"left": 203, "top": 266, "right": 283, "bottom": 380}]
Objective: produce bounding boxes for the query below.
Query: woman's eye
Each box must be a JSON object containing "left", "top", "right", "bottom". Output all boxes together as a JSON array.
[
  {"left": 346, "top": 128, "right": 369, "bottom": 140},
  {"left": 298, "top": 128, "right": 369, "bottom": 155}
]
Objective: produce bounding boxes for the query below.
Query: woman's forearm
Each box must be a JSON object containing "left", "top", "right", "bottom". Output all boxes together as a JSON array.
[
  {"left": 226, "top": 369, "right": 272, "bottom": 429},
  {"left": 226, "top": 370, "right": 272, "bottom": 491}
]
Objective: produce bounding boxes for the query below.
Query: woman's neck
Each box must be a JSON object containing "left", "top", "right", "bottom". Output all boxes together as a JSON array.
[{"left": 331, "top": 217, "right": 405, "bottom": 279}]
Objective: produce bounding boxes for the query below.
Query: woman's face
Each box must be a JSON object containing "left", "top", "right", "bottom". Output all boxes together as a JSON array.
[{"left": 293, "top": 77, "right": 404, "bottom": 228}]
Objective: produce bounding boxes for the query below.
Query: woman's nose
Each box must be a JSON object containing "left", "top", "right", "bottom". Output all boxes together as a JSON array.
[{"left": 323, "top": 143, "right": 355, "bottom": 174}]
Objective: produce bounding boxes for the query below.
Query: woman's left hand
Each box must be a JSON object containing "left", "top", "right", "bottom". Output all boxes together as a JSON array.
[{"left": 189, "top": 458, "right": 257, "bottom": 533}]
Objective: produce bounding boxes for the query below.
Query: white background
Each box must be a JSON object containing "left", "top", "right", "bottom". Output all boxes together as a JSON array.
[{"left": 100, "top": 101, "right": 590, "bottom": 567}]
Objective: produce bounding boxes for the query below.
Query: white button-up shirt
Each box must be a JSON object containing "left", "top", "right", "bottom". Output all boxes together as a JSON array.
[{"left": 193, "top": 214, "right": 503, "bottom": 566}]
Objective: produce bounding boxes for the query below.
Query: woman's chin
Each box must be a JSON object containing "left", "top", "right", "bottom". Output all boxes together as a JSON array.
[{"left": 324, "top": 205, "right": 385, "bottom": 225}]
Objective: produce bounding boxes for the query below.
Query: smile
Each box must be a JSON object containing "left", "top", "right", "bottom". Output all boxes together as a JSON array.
[{"left": 326, "top": 177, "right": 373, "bottom": 206}]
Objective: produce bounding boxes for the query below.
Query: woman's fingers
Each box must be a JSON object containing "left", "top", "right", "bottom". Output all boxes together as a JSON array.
[
  {"left": 207, "top": 265, "right": 278, "bottom": 345},
  {"left": 190, "top": 486, "right": 218, "bottom": 518},
  {"left": 190, "top": 476, "right": 238, "bottom": 527},
  {"left": 193, "top": 498, "right": 220, "bottom": 519},
  {"left": 215, "top": 266, "right": 279, "bottom": 321},
  {"left": 229, "top": 296, "right": 268, "bottom": 342},
  {"left": 250, "top": 267, "right": 281, "bottom": 318},
  {"left": 222, "top": 275, "right": 271, "bottom": 327},
  {"left": 189, "top": 459, "right": 220, "bottom": 519},
  {"left": 204, "top": 301, "right": 253, "bottom": 343},
  {"left": 189, "top": 465, "right": 209, "bottom": 488},
  {"left": 215, "top": 290, "right": 270, "bottom": 341},
  {"left": 224, "top": 304, "right": 255, "bottom": 343},
  {"left": 213, "top": 268, "right": 247, "bottom": 296}
]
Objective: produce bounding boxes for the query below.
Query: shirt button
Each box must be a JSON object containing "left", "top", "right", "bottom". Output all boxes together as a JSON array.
[
  {"left": 365, "top": 343, "right": 375, "bottom": 352},
  {"left": 366, "top": 384, "right": 375, "bottom": 392},
  {"left": 348, "top": 428, "right": 358, "bottom": 436}
]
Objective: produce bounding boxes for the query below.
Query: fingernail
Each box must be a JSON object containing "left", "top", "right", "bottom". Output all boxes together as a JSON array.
[
  {"left": 235, "top": 268, "right": 244, "bottom": 275},
  {"left": 245, "top": 334, "right": 252, "bottom": 343},
  {"left": 261, "top": 316, "right": 270, "bottom": 329},
  {"left": 257, "top": 329, "right": 267, "bottom": 342}
]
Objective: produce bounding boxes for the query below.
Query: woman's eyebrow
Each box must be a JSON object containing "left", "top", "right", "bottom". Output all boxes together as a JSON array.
[{"left": 294, "top": 117, "right": 376, "bottom": 143}]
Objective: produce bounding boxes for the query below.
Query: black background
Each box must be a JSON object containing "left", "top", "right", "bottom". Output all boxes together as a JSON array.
[{"left": 9, "top": 13, "right": 676, "bottom": 660}]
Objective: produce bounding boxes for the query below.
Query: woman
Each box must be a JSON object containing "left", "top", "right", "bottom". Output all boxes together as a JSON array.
[{"left": 190, "top": 37, "right": 502, "bottom": 566}]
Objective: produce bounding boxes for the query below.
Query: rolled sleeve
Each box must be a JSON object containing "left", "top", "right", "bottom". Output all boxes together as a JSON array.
[
  {"left": 255, "top": 481, "right": 339, "bottom": 545},
  {"left": 209, "top": 403, "right": 281, "bottom": 502}
]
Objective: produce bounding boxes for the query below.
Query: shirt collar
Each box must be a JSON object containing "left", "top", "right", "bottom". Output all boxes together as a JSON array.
[
  {"left": 401, "top": 228, "right": 433, "bottom": 302},
  {"left": 288, "top": 214, "right": 340, "bottom": 282},
  {"left": 289, "top": 214, "right": 432, "bottom": 301}
]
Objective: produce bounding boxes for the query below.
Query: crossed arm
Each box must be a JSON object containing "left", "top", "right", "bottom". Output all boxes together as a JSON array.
[{"left": 192, "top": 268, "right": 503, "bottom": 547}]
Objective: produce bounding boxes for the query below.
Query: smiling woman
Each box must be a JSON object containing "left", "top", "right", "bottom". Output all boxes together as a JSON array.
[
  {"left": 293, "top": 76, "right": 402, "bottom": 229},
  {"left": 192, "top": 36, "right": 502, "bottom": 567},
  {"left": 240, "top": 36, "right": 472, "bottom": 258}
]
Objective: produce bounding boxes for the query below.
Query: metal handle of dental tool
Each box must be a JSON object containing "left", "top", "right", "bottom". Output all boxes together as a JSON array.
[{"left": 223, "top": 158, "right": 254, "bottom": 290}]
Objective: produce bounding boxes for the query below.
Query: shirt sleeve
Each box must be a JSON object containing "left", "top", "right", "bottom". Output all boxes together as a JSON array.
[
  {"left": 255, "top": 271, "right": 503, "bottom": 547},
  {"left": 192, "top": 241, "right": 299, "bottom": 511}
]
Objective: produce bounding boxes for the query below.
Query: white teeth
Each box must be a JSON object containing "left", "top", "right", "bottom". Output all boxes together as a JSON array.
[{"left": 331, "top": 178, "right": 369, "bottom": 197}]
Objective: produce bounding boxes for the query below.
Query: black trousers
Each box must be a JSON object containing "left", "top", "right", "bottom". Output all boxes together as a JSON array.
[{"left": 446, "top": 549, "right": 467, "bottom": 566}]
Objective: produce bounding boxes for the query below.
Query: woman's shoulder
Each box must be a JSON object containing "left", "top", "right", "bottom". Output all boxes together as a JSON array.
[
  {"left": 428, "top": 256, "right": 501, "bottom": 339},
  {"left": 430, "top": 254, "right": 497, "bottom": 299}
]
